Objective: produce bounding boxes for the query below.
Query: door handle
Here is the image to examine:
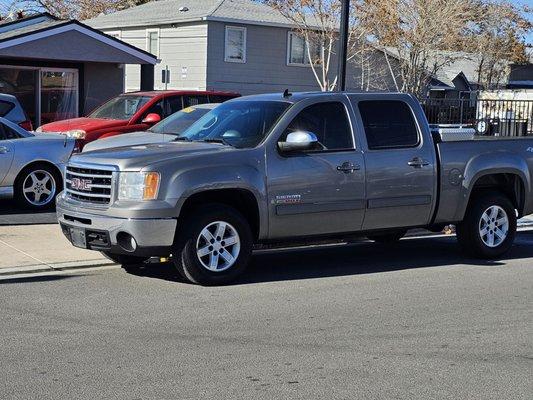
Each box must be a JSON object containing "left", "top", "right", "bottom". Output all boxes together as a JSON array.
[
  {"left": 336, "top": 162, "right": 360, "bottom": 173},
  {"left": 0, "top": 146, "right": 10, "bottom": 154},
  {"left": 407, "top": 157, "right": 429, "bottom": 168}
]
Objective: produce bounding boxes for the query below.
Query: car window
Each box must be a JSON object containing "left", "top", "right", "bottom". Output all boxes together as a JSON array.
[
  {"left": 283, "top": 102, "right": 353, "bottom": 151},
  {"left": 166, "top": 96, "right": 184, "bottom": 114},
  {"left": 150, "top": 106, "right": 213, "bottom": 135},
  {"left": 358, "top": 100, "right": 419, "bottom": 150},
  {"left": 177, "top": 101, "right": 290, "bottom": 148},
  {"left": 140, "top": 99, "right": 165, "bottom": 120},
  {"left": 89, "top": 95, "right": 151, "bottom": 120},
  {"left": 184, "top": 95, "right": 208, "bottom": 108},
  {"left": 0, "top": 100, "right": 14, "bottom": 117},
  {"left": 209, "top": 95, "right": 234, "bottom": 103},
  {"left": 0, "top": 122, "right": 20, "bottom": 140}
]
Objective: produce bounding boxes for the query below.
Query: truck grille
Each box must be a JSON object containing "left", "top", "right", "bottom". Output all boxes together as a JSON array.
[{"left": 65, "top": 166, "right": 113, "bottom": 205}]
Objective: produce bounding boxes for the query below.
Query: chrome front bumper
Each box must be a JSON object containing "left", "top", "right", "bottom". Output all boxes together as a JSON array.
[{"left": 56, "top": 195, "right": 177, "bottom": 255}]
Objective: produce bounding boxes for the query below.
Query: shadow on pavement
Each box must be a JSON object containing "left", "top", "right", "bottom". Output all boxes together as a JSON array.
[
  {"left": 123, "top": 232, "right": 533, "bottom": 285},
  {"left": 0, "top": 274, "right": 79, "bottom": 285},
  {"left": 0, "top": 199, "right": 57, "bottom": 225}
]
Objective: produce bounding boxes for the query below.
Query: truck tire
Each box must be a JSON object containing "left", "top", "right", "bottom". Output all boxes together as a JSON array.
[
  {"left": 173, "top": 204, "right": 253, "bottom": 285},
  {"left": 456, "top": 193, "right": 516, "bottom": 258},
  {"left": 367, "top": 230, "right": 406, "bottom": 243},
  {"left": 101, "top": 252, "right": 148, "bottom": 272}
]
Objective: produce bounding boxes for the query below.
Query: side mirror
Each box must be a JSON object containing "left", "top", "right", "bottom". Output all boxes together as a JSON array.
[
  {"left": 142, "top": 113, "right": 161, "bottom": 125},
  {"left": 278, "top": 131, "right": 319, "bottom": 152}
]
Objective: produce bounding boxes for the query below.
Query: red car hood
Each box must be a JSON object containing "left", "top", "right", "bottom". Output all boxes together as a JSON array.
[{"left": 39, "top": 117, "right": 128, "bottom": 133}]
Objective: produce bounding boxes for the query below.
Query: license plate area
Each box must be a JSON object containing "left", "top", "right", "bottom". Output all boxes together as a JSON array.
[{"left": 70, "top": 227, "right": 87, "bottom": 249}]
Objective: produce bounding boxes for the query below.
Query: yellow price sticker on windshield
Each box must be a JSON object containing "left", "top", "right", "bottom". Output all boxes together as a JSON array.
[{"left": 181, "top": 107, "right": 196, "bottom": 113}]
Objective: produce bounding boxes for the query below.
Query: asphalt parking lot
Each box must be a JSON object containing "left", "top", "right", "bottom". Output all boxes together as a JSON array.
[{"left": 1, "top": 233, "right": 532, "bottom": 400}]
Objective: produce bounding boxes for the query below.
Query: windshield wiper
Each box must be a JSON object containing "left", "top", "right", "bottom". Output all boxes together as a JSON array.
[
  {"left": 172, "top": 137, "right": 192, "bottom": 142},
  {"left": 198, "top": 138, "right": 232, "bottom": 146}
]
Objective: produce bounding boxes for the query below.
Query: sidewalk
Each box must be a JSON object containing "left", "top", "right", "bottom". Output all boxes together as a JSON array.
[{"left": 0, "top": 224, "right": 114, "bottom": 275}]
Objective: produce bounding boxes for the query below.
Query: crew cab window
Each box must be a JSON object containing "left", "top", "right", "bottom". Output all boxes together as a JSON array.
[
  {"left": 283, "top": 102, "right": 353, "bottom": 151},
  {"left": 358, "top": 100, "right": 419, "bottom": 150},
  {"left": 184, "top": 95, "right": 208, "bottom": 108}
]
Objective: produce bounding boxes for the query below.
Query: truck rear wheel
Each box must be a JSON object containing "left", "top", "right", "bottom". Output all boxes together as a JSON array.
[
  {"left": 173, "top": 205, "right": 253, "bottom": 285},
  {"left": 456, "top": 193, "right": 516, "bottom": 258}
]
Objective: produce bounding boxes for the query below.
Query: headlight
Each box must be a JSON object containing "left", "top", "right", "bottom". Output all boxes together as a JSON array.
[
  {"left": 35, "top": 126, "right": 43, "bottom": 133},
  {"left": 66, "top": 129, "right": 87, "bottom": 139},
  {"left": 118, "top": 172, "right": 160, "bottom": 201}
]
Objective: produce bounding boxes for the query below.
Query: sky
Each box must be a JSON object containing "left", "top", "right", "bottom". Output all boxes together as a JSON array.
[{"left": 0, "top": 0, "right": 532, "bottom": 44}]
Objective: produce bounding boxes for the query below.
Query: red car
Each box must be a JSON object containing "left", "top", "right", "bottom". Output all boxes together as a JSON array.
[{"left": 37, "top": 90, "right": 239, "bottom": 150}]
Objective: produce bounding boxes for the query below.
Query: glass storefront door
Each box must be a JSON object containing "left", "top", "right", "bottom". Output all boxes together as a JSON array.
[
  {"left": 40, "top": 69, "right": 78, "bottom": 125},
  {"left": 0, "top": 66, "right": 79, "bottom": 127},
  {"left": 0, "top": 67, "right": 38, "bottom": 126}
]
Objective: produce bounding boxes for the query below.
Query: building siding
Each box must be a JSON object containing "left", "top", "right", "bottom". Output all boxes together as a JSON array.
[
  {"left": 106, "top": 23, "right": 208, "bottom": 92},
  {"left": 83, "top": 62, "right": 124, "bottom": 114},
  {"left": 206, "top": 21, "right": 325, "bottom": 95},
  {"left": 102, "top": 20, "right": 399, "bottom": 95},
  {"left": 205, "top": 21, "right": 399, "bottom": 95}
]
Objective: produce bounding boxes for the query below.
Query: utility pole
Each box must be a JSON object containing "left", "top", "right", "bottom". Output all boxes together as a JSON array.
[{"left": 337, "top": 0, "right": 350, "bottom": 91}]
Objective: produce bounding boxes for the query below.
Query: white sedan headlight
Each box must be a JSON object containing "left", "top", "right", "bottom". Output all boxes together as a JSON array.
[
  {"left": 66, "top": 129, "right": 87, "bottom": 139},
  {"left": 118, "top": 172, "right": 160, "bottom": 201}
]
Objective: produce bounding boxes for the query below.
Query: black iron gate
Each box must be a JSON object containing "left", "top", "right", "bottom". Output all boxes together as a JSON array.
[{"left": 422, "top": 98, "right": 533, "bottom": 136}]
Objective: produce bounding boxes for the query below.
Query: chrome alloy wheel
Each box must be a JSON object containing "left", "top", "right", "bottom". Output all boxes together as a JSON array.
[
  {"left": 479, "top": 205, "right": 509, "bottom": 248},
  {"left": 22, "top": 170, "right": 56, "bottom": 206},
  {"left": 196, "top": 221, "right": 241, "bottom": 272}
]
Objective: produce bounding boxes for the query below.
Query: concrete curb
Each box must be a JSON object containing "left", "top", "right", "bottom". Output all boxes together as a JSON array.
[{"left": 0, "top": 259, "right": 116, "bottom": 277}]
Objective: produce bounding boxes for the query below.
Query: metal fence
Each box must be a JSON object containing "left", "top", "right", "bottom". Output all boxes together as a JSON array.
[{"left": 421, "top": 98, "right": 533, "bottom": 136}]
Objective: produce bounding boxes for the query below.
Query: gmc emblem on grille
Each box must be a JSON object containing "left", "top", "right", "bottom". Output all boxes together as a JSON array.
[{"left": 70, "top": 177, "right": 92, "bottom": 191}]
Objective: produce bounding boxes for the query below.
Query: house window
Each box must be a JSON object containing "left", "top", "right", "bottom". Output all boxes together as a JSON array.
[
  {"left": 146, "top": 30, "right": 159, "bottom": 57},
  {"left": 287, "top": 32, "right": 321, "bottom": 66},
  {"left": 225, "top": 26, "right": 246, "bottom": 63}
]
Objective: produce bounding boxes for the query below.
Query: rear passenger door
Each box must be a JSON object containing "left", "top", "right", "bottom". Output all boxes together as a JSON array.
[{"left": 352, "top": 98, "right": 437, "bottom": 230}]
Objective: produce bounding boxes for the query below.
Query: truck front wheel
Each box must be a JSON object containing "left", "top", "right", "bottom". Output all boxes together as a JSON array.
[
  {"left": 173, "top": 205, "right": 253, "bottom": 285},
  {"left": 456, "top": 193, "right": 517, "bottom": 258}
]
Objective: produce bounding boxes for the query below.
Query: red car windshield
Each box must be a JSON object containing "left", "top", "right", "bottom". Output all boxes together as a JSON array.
[{"left": 89, "top": 95, "right": 151, "bottom": 120}]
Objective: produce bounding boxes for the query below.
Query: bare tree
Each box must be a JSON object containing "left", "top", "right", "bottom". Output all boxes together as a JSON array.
[
  {"left": 465, "top": 0, "right": 532, "bottom": 89},
  {"left": 361, "top": 0, "right": 476, "bottom": 97},
  {"left": 6, "top": 0, "right": 151, "bottom": 20},
  {"left": 266, "top": 0, "right": 386, "bottom": 92}
]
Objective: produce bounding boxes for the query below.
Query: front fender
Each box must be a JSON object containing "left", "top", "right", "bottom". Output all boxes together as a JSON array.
[
  {"left": 455, "top": 152, "right": 531, "bottom": 220},
  {"left": 165, "top": 163, "right": 268, "bottom": 238}
]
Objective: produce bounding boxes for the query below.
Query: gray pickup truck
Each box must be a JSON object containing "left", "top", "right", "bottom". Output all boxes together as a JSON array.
[{"left": 57, "top": 92, "right": 533, "bottom": 285}]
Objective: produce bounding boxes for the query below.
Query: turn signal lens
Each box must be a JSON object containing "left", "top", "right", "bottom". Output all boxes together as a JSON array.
[{"left": 143, "top": 172, "right": 160, "bottom": 200}]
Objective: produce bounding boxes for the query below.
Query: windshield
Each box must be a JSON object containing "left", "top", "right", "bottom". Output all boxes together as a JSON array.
[
  {"left": 89, "top": 95, "right": 151, "bottom": 120},
  {"left": 150, "top": 106, "right": 213, "bottom": 135},
  {"left": 176, "top": 101, "right": 290, "bottom": 148}
]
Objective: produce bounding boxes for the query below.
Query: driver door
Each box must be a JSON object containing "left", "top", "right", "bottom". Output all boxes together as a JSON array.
[{"left": 266, "top": 100, "right": 366, "bottom": 239}]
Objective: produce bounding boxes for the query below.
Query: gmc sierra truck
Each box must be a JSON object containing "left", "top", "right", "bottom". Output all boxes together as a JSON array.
[{"left": 57, "top": 92, "right": 533, "bottom": 285}]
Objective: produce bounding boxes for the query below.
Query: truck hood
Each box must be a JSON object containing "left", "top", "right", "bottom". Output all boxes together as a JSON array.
[
  {"left": 39, "top": 117, "right": 127, "bottom": 133},
  {"left": 71, "top": 141, "right": 233, "bottom": 170},
  {"left": 82, "top": 131, "right": 173, "bottom": 153}
]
